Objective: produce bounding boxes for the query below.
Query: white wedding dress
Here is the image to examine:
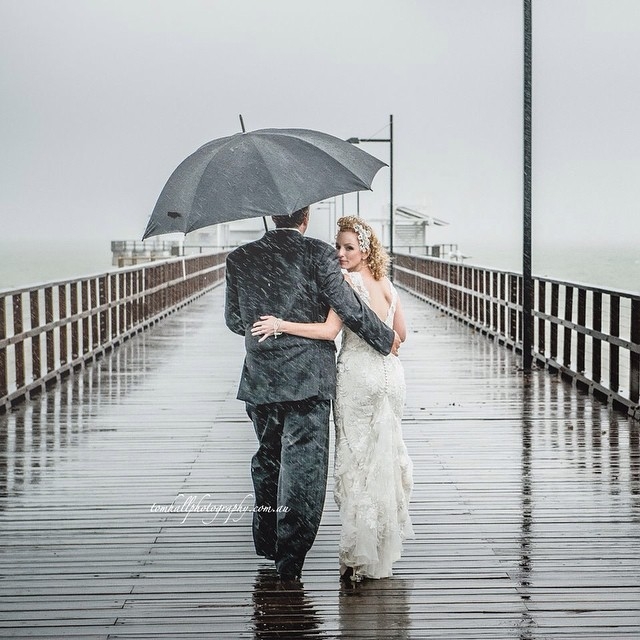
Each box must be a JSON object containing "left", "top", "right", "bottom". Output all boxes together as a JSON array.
[{"left": 333, "top": 272, "right": 414, "bottom": 580}]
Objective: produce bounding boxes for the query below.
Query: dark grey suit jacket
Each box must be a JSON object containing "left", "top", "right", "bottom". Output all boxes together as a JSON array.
[{"left": 225, "top": 229, "right": 395, "bottom": 404}]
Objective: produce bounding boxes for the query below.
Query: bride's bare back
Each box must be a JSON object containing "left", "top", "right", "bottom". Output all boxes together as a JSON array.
[{"left": 357, "top": 272, "right": 393, "bottom": 321}]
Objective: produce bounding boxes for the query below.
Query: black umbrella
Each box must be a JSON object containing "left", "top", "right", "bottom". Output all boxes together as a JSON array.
[{"left": 142, "top": 127, "right": 386, "bottom": 239}]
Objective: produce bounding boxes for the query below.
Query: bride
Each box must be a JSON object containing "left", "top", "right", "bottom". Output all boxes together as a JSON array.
[{"left": 251, "top": 216, "right": 414, "bottom": 581}]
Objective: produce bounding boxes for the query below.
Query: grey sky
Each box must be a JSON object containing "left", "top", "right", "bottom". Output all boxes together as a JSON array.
[{"left": 1, "top": 0, "right": 639, "bottom": 259}]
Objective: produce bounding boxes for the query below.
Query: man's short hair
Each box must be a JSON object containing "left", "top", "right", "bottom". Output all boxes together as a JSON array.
[{"left": 272, "top": 207, "right": 310, "bottom": 228}]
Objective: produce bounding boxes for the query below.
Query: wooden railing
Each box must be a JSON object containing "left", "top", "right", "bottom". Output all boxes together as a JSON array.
[
  {"left": 393, "top": 253, "right": 640, "bottom": 421},
  {"left": 0, "top": 252, "right": 229, "bottom": 411}
]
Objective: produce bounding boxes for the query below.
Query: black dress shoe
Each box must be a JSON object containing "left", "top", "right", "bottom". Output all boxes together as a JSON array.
[
  {"left": 278, "top": 571, "right": 301, "bottom": 582},
  {"left": 276, "top": 558, "right": 303, "bottom": 580}
]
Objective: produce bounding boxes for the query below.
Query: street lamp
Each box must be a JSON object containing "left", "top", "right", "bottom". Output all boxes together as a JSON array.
[
  {"left": 522, "top": 0, "right": 533, "bottom": 371},
  {"left": 347, "top": 114, "right": 394, "bottom": 254}
]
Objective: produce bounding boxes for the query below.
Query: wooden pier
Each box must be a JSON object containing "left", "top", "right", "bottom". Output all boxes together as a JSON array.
[{"left": 0, "top": 285, "right": 639, "bottom": 638}]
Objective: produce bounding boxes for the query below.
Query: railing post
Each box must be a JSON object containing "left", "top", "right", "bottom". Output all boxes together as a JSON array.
[
  {"left": 499, "top": 274, "right": 506, "bottom": 336},
  {"left": 126, "top": 271, "right": 134, "bottom": 331},
  {"left": 91, "top": 278, "right": 99, "bottom": 348},
  {"left": 45, "top": 287, "right": 55, "bottom": 375},
  {"left": 133, "top": 270, "right": 141, "bottom": 325},
  {"left": 59, "top": 284, "right": 68, "bottom": 367},
  {"left": 577, "top": 289, "right": 586, "bottom": 374},
  {"left": 592, "top": 291, "right": 602, "bottom": 384},
  {"left": 119, "top": 272, "right": 127, "bottom": 336},
  {"left": 478, "top": 269, "right": 485, "bottom": 326},
  {"left": 464, "top": 266, "right": 471, "bottom": 319},
  {"left": 70, "top": 282, "right": 79, "bottom": 360},
  {"left": 99, "top": 276, "right": 108, "bottom": 345},
  {"left": 484, "top": 271, "right": 490, "bottom": 330},
  {"left": 630, "top": 299, "right": 639, "bottom": 404},
  {"left": 609, "top": 295, "right": 620, "bottom": 394},
  {"left": 13, "top": 294, "right": 25, "bottom": 390},
  {"left": 563, "top": 286, "right": 574, "bottom": 369},
  {"left": 494, "top": 274, "right": 500, "bottom": 333},
  {"left": 82, "top": 280, "right": 90, "bottom": 356},
  {"left": 550, "top": 283, "right": 559, "bottom": 365},
  {"left": 510, "top": 274, "right": 518, "bottom": 344},
  {"left": 0, "top": 296, "right": 7, "bottom": 399},
  {"left": 110, "top": 274, "right": 118, "bottom": 340},
  {"left": 30, "top": 291, "right": 41, "bottom": 385},
  {"left": 537, "top": 281, "right": 546, "bottom": 357}
]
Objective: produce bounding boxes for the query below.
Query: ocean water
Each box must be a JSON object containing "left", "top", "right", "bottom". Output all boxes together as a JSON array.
[
  {"left": 469, "top": 243, "right": 640, "bottom": 294},
  {"left": 0, "top": 239, "right": 638, "bottom": 295},
  {"left": 0, "top": 239, "right": 114, "bottom": 292}
]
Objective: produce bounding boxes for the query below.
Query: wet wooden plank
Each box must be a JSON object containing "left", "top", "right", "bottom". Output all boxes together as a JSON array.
[{"left": 0, "top": 286, "right": 638, "bottom": 637}]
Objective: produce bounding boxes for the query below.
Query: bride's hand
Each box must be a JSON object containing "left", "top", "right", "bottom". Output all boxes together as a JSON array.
[{"left": 251, "top": 315, "right": 282, "bottom": 342}]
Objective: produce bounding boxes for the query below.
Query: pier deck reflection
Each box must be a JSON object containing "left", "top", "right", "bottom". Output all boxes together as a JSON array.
[{"left": 0, "top": 286, "right": 638, "bottom": 638}]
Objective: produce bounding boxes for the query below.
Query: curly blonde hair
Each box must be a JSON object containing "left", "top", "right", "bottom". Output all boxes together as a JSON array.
[{"left": 336, "top": 216, "right": 390, "bottom": 280}]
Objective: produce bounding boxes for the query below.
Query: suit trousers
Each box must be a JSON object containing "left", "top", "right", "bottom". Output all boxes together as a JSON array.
[{"left": 246, "top": 397, "right": 330, "bottom": 578}]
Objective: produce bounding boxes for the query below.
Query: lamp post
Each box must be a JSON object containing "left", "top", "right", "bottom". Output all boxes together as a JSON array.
[
  {"left": 522, "top": 0, "right": 533, "bottom": 371},
  {"left": 347, "top": 114, "right": 394, "bottom": 254}
]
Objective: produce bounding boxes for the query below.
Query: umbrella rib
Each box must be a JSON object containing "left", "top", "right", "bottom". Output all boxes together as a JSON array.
[
  {"left": 171, "top": 138, "right": 241, "bottom": 214},
  {"left": 250, "top": 133, "right": 377, "bottom": 214},
  {"left": 267, "top": 131, "right": 379, "bottom": 189},
  {"left": 249, "top": 138, "right": 299, "bottom": 214}
]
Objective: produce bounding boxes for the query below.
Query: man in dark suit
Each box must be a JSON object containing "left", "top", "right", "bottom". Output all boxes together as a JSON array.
[{"left": 225, "top": 206, "right": 399, "bottom": 580}]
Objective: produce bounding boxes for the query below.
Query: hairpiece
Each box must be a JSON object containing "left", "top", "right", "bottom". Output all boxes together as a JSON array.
[{"left": 353, "top": 223, "right": 371, "bottom": 252}]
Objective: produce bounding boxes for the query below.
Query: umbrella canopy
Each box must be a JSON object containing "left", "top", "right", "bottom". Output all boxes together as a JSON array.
[{"left": 142, "top": 128, "right": 386, "bottom": 239}]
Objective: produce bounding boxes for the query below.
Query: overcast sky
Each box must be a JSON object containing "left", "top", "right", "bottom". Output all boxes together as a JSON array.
[{"left": 1, "top": 0, "right": 639, "bottom": 258}]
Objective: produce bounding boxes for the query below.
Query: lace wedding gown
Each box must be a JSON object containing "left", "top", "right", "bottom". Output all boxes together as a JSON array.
[{"left": 333, "top": 272, "right": 414, "bottom": 580}]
